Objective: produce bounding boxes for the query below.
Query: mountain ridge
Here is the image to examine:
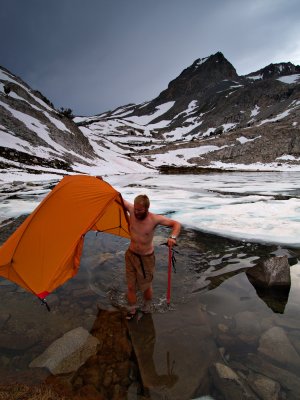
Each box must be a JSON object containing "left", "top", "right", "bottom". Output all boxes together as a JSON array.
[{"left": 0, "top": 52, "right": 300, "bottom": 181}]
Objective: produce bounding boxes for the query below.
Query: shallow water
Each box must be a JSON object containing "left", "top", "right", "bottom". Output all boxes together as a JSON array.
[{"left": 1, "top": 223, "right": 300, "bottom": 398}]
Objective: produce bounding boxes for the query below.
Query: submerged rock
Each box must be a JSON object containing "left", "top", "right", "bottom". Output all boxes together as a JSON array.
[
  {"left": 30, "top": 326, "right": 99, "bottom": 374},
  {"left": 248, "top": 372, "right": 281, "bottom": 400},
  {"left": 245, "top": 353, "right": 300, "bottom": 394},
  {"left": 258, "top": 326, "right": 300, "bottom": 370},
  {"left": 234, "top": 311, "right": 262, "bottom": 345},
  {"left": 210, "top": 362, "right": 259, "bottom": 399}
]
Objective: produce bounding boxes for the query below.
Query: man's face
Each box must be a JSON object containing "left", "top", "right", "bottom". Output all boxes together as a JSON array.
[{"left": 134, "top": 202, "right": 148, "bottom": 220}]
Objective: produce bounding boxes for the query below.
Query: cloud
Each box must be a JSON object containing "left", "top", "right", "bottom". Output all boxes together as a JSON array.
[{"left": 1, "top": 0, "right": 300, "bottom": 115}]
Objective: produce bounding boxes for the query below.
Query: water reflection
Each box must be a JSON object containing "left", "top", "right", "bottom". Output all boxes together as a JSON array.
[
  {"left": 246, "top": 282, "right": 290, "bottom": 313},
  {"left": 127, "top": 313, "right": 179, "bottom": 392}
]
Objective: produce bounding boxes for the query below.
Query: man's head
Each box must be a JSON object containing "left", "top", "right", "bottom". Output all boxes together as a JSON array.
[{"left": 134, "top": 194, "right": 150, "bottom": 220}]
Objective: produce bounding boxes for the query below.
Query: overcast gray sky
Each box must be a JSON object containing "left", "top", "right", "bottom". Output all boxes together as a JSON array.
[{"left": 1, "top": 0, "right": 300, "bottom": 116}]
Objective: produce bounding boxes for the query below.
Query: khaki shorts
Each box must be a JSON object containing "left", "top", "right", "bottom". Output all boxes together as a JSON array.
[{"left": 125, "top": 248, "right": 155, "bottom": 292}]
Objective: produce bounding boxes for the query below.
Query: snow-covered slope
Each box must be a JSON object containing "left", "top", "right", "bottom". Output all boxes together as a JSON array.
[
  {"left": 1, "top": 52, "right": 300, "bottom": 183},
  {"left": 0, "top": 67, "right": 151, "bottom": 182}
]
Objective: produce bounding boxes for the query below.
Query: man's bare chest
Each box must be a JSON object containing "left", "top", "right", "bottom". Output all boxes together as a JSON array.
[{"left": 130, "top": 216, "right": 156, "bottom": 237}]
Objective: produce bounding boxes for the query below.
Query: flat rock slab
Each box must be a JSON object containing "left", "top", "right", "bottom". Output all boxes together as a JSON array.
[
  {"left": 30, "top": 326, "right": 99, "bottom": 374},
  {"left": 258, "top": 326, "right": 300, "bottom": 370},
  {"left": 127, "top": 301, "right": 221, "bottom": 400}
]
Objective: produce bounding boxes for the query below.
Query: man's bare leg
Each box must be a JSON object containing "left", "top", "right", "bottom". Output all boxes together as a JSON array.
[
  {"left": 126, "top": 284, "right": 137, "bottom": 319},
  {"left": 142, "top": 286, "right": 153, "bottom": 313},
  {"left": 127, "top": 284, "right": 137, "bottom": 305},
  {"left": 144, "top": 286, "right": 153, "bottom": 302}
]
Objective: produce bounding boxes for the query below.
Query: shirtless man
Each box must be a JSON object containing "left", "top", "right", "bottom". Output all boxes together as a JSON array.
[{"left": 123, "top": 194, "right": 181, "bottom": 318}]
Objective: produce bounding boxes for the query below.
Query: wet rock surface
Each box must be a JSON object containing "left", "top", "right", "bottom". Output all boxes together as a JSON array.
[
  {"left": 248, "top": 372, "right": 281, "bottom": 400},
  {"left": 30, "top": 327, "right": 100, "bottom": 374},
  {"left": 258, "top": 326, "right": 300, "bottom": 370},
  {"left": 246, "top": 255, "right": 291, "bottom": 287},
  {"left": 246, "top": 256, "right": 292, "bottom": 314},
  {"left": 245, "top": 353, "right": 300, "bottom": 397},
  {"left": 210, "top": 362, "right": 259, "bottom": 399}
]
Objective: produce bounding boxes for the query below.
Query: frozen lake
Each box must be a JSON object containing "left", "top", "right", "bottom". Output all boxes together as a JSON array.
[
  {"left": 1, "top": 171, "right": 299, "bottom": 247},
  {"left": 108, "top": 171, "right": 300, "bottom": 247}
]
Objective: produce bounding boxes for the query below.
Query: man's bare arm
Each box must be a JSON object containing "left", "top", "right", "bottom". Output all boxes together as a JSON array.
[
  {"left": 155, "top": 214, "right": 181, "bottom": 244},
  {"left": 123, "top": 199, "right": 134, "bottom": 213}
]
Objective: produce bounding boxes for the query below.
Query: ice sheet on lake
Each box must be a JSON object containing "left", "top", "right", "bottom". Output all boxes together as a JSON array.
[
  {"left": 0, "top": 172, "right": 299, "bottom": 247},
  {"left": 108, "top": 172, "right": 300, "bottom": 247}
]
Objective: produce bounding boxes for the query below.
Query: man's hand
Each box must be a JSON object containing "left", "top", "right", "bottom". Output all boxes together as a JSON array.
[{"left": 167, "top": 237, "right": 177, "bottom": 247}]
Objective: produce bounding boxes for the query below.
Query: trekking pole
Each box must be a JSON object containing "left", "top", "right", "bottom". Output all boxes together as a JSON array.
[
  {"left": 167, "top": 244, "right": 172, "bottom": 306},
  {"left": 160, "top": 243, "right": 178, "bottom": 307}
]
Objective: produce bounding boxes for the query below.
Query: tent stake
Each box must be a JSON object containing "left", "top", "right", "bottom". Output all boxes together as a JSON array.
[{"left": 40, "top": 298, "right": 51, "bottom": 312}]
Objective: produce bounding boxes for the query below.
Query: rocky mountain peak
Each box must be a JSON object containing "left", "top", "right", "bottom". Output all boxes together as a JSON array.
[
  {"left": 192, "top": 51, "right": 237, "bottom": 76},
  {"left": 245, "top": 61, "right": 300, "bottom": 80},
  {"left": 156, "top": 52, "right": 239, "bottom": 103}
]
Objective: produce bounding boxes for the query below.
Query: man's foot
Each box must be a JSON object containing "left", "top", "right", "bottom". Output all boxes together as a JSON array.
[
  {"left": 126, "top": 312, "right": 136, "bottom": 320},
  {"left": 126, "top": 306, "right": 137, "bottom": 320},
  {"left": 141, "top": 301, "right": 152, "bottom": 314}
]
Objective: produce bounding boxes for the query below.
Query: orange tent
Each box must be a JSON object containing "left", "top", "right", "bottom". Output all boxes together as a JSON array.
[{"left": 0, "top": 175, "right": 130, "bottom": 300}]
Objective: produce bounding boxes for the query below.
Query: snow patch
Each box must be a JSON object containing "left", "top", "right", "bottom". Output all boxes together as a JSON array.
[
  {"left": 195, "top": 57, "right": 208, "bottom": 67},
  {"left": 258, "top": 110, "right": 290, "bottom": 125},
  {"left": 247, "top": 74, "right": 263, "bottom": 80},
  {"left": 0, "top": 100, "right": 66, "bottom": 154},
  {"left": 277, "top": 154, "right": 300, "bottom": 161},
  {"left": 210, "top": 160, "right": 300, "bottom": 172},
  {"left": 125, "top": 101, "right": 175, "bottom": 125},
  {"left": 141, "top": 145, "right": 227, "bottom": 167},
  {"left": 250, "top": 105, "right": 260, "bottom": 117},
  {"left": 222, "top": 123, "right": 236, "bottom": 132},
  {"left": 277, "top": 74, "right": 300, "bottom": 84},
  {"left": 237, "top": 135, "right": 261, "bottom": 144}
]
